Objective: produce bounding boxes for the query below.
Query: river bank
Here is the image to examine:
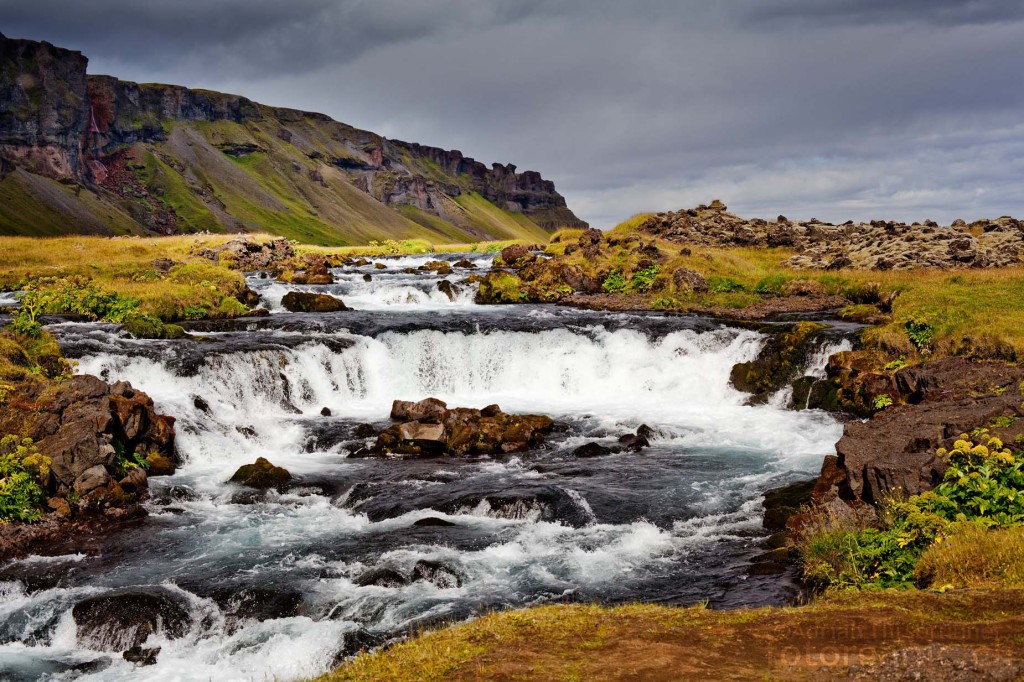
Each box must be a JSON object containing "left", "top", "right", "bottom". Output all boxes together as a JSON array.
[{"left": 1, "top": 221, "right": 1023, "bottom": 680}]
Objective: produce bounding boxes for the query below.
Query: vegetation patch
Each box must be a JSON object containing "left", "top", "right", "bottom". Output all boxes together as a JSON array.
[
  {"left": 798, "top": 432, "right": 1024, "bottom": 590},
  {"left": 0, "top": 435, "right": 51, "bottom": 524}
]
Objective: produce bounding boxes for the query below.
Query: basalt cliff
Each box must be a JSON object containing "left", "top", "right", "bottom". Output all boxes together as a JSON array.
[{"left": 0, "top": 34, "right": 586, "bottom": 243}]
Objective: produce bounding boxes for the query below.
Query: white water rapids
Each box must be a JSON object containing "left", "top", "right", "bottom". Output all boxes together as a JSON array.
[{"left": 0, "top": 253, "right": 847, "bottom": 682}]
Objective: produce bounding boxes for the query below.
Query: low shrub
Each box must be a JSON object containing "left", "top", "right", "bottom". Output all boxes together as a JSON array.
[
  {"left": 754, "top": 274, "right": 789, "bottom": 296},
  {"left": 627, "top": 265, "right": 660, "bottom": 293},
  {"left": 0, "top": 436, "right": 51, "bottom": 523},
  {"left": 707, "top": 276, "right": 745, "bottom": 294},
  {"left": 601, "top": 270, "right": 627, "bottom": 294}
]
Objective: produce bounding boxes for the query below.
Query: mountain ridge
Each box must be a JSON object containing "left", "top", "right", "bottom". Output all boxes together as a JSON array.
[{"left": 0, "top": 34, "right": 586, "bottom": 243}]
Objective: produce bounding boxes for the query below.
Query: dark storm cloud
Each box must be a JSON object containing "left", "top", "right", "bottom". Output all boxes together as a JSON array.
[
  {"left": 2, "top": 0, "right": 1023, "bottom": 226},
  {"left": 743, "top": 0, "right": 1024, "bottom": 27}
]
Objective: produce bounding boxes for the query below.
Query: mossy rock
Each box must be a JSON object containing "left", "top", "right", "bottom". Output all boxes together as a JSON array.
[
  {"left": 123, "top": 317, "right": 186, "bottom": 340},
  {"left": 229, "top": 457, "right": 291, "bottom": 489},
  {"left": 281, "top": 291, "right": 348, "bottom": 313},
  {"left": 729, "top": 322, "right": 827, "bottom": 403}
]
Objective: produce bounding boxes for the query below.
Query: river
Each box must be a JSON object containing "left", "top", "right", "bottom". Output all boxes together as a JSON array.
[{"left": 0, "top": 252, "right": 848, "bottom": 681}]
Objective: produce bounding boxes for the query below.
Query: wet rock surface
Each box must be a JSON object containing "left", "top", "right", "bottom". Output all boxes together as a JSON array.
[{"left": 72, "top": 587, "right": 192, "bottom": 652}]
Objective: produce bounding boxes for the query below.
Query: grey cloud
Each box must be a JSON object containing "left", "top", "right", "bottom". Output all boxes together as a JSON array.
[
  {"left": 2, "top": 1, "right": 1023, "bottom": 227},
  {"left": 743, "top": 0, "right": 1024, "bottom": 27}
]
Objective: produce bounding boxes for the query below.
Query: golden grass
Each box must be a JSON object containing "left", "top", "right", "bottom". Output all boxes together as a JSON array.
[
  {"left": 916, "top": 523, "right": 1024, "bottom": 589},
  {"left": 543, "top": 224, "right": 1024, "bottom": 359},
  {"left": 314, "top": 590, "right": 1024, "bottom": 682},
  {"left": 299, "top": 239, "right": 522, "bottom": 259},
  {"left": 0, "top": 234, "right": 254, "bottom": 321}
]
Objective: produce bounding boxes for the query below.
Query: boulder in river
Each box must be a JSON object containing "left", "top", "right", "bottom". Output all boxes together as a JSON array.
[
  {"left": 419, "top": 260, "right": 453, "bottom": 275},
  {"left": 281, "top": 291, "right": 349, "bottom": 313},
  {"left": 72, "top": 587, "right": 192, "bottom": 652},
  {"left": 572, "top": 442, "right": 613, "bottom": 458},
  {"left": 412, "top": 560, "right": 462, "bottom": 588},
  {"left": 229, "top": 457, "right": 292, "bottom": 489},
  {"left": 391, "top": 397, "right": 448, "bottom": 423},
  {"left": 500, "top": 244, "right": 535, "bottom": 268},
  {"left": 123, "top": 646, "right": 161, "bottom": 666},
  {"left": 374, "top": 398, "right": 554, "bottom": 457}
]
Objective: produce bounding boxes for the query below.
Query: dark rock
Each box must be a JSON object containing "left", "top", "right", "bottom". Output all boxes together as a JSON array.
[
  {"left": 499, "top": 244, "right": 535, "bottom": 267},
  {"left": 453, "top": 259, "right": 477, "bottom": 269},
  {"left": 222, "top": 587, "right": 302, "bottom": 623},
  {"left": 235, "top": 425, "right": 257, "bottom": 438},
  {"left": 320, "top": 407, "right": 332, "bottom": 417},
  {"left": 397, "top": 421, "right": 447, "bottom": 454},
  {"left": 355, "top": 567, "right": 410, "bottom": 588},
  {"left": 411, "top": 560, "right": 462, "bottom": 589},
  {"left": 72, "top": 587, "right": 191, "bottom": 652},
  {"left": 229, "top": 457, "right": 292, "bottom": 489},
  {"left": 193, "top": 395, "right": 210, "bottom": 413},
  {"left": 167, "top": 485, "right": 199, "bottom": 502},
  {"left": 636, "top": 424, "right": 656, "bottom": 440},
  {"left": 617, "top": 433, "right": 650, "bottom": 452},
  {"left": 729, "top": 322, "right": 827, "bottom": 403},
  {"left": 762, "top": 479, "right": 815, "bottom": 532},
  {"left": 75, "top": 465, "right": 112, "bottom": 496},
  {"left": 672, "top": 268, "right": 708, "bottom": 293},
  {"left": 355, "top": 423, "right": 377, "bottom": 439},
  {"left": 437, "top": 280, "right": 457, "bottom": 301},
  {"left": 573, "top": 442, "right": 612, "bottom": 458},
  {"left": 123, "top": 646, "right": 161, "bottom": 666},
  {"left": 413, "top": 517, "right": 456, "bottom": 527},
  {"left": 420, "top": 260, "right": 453, "bottom": 275},
  {"left": 363, "top": 273, "right": 372, "bottom": 282},
  {"left": 281, "top": 291, "right": 348, "bottom": 313},
  {"left": 480, "top": 404, "right": 502, "bottom": 418}
]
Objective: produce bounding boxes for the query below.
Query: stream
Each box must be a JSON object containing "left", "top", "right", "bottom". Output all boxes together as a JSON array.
[{"left": 0, "top": 252, "right": 849, "bottom": 681}]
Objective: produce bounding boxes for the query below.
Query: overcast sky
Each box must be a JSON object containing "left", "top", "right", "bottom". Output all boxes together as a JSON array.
[{"left": 3, "top": 0, "right": 1023, "bottom": 227}]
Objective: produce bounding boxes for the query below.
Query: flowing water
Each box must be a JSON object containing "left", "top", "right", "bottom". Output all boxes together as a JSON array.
[{"left": 0, "top": 253, "right": 847, "bottom": 681}]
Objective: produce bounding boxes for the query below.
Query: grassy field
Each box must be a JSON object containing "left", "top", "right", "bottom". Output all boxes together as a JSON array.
[
  {"left": 315, "top": 590, "right": 1024, "bottom": 681},
  {"left": 542, "top": 218, "right": 1024, "bottom": 361}
]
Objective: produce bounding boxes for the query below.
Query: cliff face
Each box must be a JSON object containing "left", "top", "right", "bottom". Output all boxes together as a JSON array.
[
  {"left": 0, "top": 34, "right": 89, "bottom": 181},
  {"left": 0, "top": 34, "right": 586, "bottom": 242}
]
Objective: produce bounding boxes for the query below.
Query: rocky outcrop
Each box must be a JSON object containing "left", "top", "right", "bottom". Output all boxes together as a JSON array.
[
  {"left": 642, "top": 202, "right": 1024, "bottom": 270},
  {"left": 86, "top": 75, "right": 262, "bottom": 152},
  {"left": 0, "top": 34, "right": 89, "bottom": 181},
  {"left": 387, "top": 140, "right": 587, "bottom": 230},
  {"left": 0, "top": 375, "right": 177, "bottom": 502},
  {"left": 0, "top": 373, "right": 177, "bottom": 560},
  {"left": 807, "top": 357, "right": 1024, "bottom": 520},
  {"left": 193, "top": 237, "right": 294, "bottom": 270},
  {"left": 368, "top": 398, "right": 555, "bottom": 457}
]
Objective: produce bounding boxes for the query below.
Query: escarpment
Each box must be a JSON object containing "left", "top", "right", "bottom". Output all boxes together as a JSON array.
[{"left": 0, "top": 33, "right": 585, "bottom": 241}]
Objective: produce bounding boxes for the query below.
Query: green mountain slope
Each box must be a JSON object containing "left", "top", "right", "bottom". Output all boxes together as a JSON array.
[{"left": 0, "top": 34, "right": 586, "bottom": 244}]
